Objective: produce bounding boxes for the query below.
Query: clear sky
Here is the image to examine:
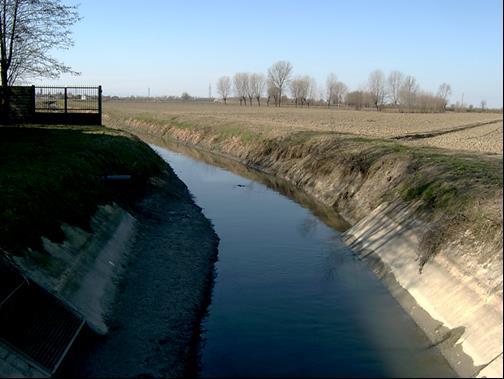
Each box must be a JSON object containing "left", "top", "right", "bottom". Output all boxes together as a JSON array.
[{"left": 36, "top": 0, "right": 503, "bottom": 107}]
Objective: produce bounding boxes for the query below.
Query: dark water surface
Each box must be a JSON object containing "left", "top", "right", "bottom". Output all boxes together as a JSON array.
[{"left": 151, "top": 143, "right": 455, "bottom": 378}]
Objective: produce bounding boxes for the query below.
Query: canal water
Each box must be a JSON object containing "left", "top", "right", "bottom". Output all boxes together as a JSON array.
[{"left": 151, "top": 143, "right": 455, "bottom": 378}]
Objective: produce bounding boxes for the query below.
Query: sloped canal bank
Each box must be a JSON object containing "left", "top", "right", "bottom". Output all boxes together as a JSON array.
[
  {"left": 60, "top": 169, "right": 219, "bottom": 377},
  {"left": 150, "top": 142, "right": 455, "bottom": 378}
]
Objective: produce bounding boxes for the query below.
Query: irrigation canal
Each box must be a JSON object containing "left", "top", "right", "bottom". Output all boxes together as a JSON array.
[
  {"left": 64, "top": 140, "right": 456, "bottom": 378},
  {"left": 151, "top": 142, "right": 455, "bottom": 378}
]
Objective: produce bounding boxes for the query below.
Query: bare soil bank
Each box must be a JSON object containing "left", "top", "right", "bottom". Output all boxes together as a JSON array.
[{"left": 107, "top": 115, "right": 503, "bottom": 377}]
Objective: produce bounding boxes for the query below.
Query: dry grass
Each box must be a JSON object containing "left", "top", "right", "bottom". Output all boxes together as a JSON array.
[{"left": 105, "top": 101, "right": 503, "bottom": 155}]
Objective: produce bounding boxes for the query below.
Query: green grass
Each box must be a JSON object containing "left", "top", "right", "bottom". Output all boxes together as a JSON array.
[
  {"left": 335, "top": 135, "right": 502, "bottom": 210},
  {"left": 401, "top": 179, "right": 463, "bottom": 211},
  {"left": 0, "top": 125, "right": 165, "bottom": 253},
  {"left": 115, "top": 111, "right": 261, "bottom": 145}
]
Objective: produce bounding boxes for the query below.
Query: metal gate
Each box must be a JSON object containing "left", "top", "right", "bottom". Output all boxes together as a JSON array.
[
  {"left": 34, "top": 86, "right": 102, "bottom": 125},
  {"left": 0, "top": 263, "right": 86, "bottom": 376},
  {"left": 0, "top": 85, "right": 102, "bottom": 125}
]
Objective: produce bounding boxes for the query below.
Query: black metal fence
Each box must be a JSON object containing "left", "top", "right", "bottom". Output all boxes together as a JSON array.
[
  {"left": 0, "top": 85, "right": 102, "bottom": 125},
  {"left": 35, "top": 86, "right": 101, "bottom": 113}
]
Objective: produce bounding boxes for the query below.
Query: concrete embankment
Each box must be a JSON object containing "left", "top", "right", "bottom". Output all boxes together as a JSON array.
[
  {"left": 13, "top": 203, "right": 135, "bottom": 335},
  {"left": 107, "top": 115, "right": 503, "bottom": 378},
  {"left": 12, "top": 171, "right": 219, "bottom": 377},
  {"left": 0, "top": 125, "right": 219, "bottom": 377},
  {"left": 60, "top": 171, "right": 219, "bottom": 377}
]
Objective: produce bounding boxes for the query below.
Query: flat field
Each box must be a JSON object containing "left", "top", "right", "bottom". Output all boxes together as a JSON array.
[{"left": 105, "top": 101, "right": 503, "bottom": 155}]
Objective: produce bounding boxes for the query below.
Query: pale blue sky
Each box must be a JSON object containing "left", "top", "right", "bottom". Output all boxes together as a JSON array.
[{"left": 37, "top": 0, "right": 503, "bottom": 107}]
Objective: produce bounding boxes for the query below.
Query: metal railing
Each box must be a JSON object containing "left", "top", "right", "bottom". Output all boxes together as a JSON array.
[
  {"left": 0, "top": 251, "right": 86, "bottom": 375},
  {"left": 34, "top": 86, "right": 102, "bottom": 114}
]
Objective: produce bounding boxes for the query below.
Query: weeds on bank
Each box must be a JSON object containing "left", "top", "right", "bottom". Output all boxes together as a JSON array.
[{"left": 120, "top": 114, "right": 503, "bottom": 269}]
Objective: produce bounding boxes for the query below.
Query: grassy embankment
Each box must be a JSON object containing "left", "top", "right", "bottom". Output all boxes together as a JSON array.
[
  {"left": 105, "top": 105, "right": 503, "bottom": 268},
  {"left": 0, "top": 125, "right": 165, "bottom": 254}
]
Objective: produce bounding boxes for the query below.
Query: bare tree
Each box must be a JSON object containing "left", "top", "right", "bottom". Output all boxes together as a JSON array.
[
  {"left": 368, "top": 69, "right": 386, "bottom": 110},
  {"left": 480, "top": 99, "right": 487, "bottom": 111},
  {"left": 333, "top": 81, "right": 347, "bottom": 107},
  {"left": 290, "top": 76, "right": 315, "bottom": 107},
  {"left": 266, "top": 80, "right": 279, "bottom": 107},
  {"left": 290, "top": 76, "right": 304, "bottom": 107},
  {"left": 217, "top": 76, "right": 231, "bottom": 104},
  {"left": 326, "top": 74, "right": 348, "bottom": 107},
  {"left": 233, "top": 72, "right": 249, "bottom": 105},
  {"left": 249, "top": 73, "right": 265, "bottom": 106},
  {"left": 399, "top": 75, "right": 419, "bottom": 110},
  {"left": 290, "top": 77, "right": 300, "bottom": 106},
  {"left": 326, "top": 73, "right": 338, "bottom": 107},
  {"left": 346, "top": 90, "right": 373, "bottom": 110},
  {"left": 437, "top": 83, "right": 452, "bottom": 110},
  {"left": 346, "top": 91, "right": 363, "bottom": 110},
  {"left": 387, "top": 70, "right": 404, "bottom": 106},
  {"left": 0, "top": 0, "right": 80, "bottom": 87},
  {"left": 318, "top": 84, "right": 326, "bottom": 105},
  {"left": 246, "top": 76, "right": 254, "bottom": 106},
  {"left": 415, "top": 91, "right": 445, "bottom": 113},
  {"left": 267, "top": 60, "right": 293, "bottom": 107},
  {"left": 307, "top": 77, "right": 318, "bottom": 106},
  {"left": 0, "top": 0, "right": 80, "bottom": 117}
]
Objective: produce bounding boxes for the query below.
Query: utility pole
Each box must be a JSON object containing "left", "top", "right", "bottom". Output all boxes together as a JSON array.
[
  {"left": 208, "top": 83, "right": 212, "bottom": 102},
  {"left": 148, "top": 87, "right": 151, "bottom": 98}
]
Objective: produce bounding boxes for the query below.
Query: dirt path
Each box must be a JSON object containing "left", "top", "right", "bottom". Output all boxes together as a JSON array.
[
  {"left": 391, "top": 119, "right": 502, "bottom": 140},
  {"left": 404, "top": 121, "right": 503, "bottom": 155}
]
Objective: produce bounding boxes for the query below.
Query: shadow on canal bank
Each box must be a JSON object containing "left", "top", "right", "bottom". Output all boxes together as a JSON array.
[{"left": 58, "top": 170, "right": 219, "bottom": 377}]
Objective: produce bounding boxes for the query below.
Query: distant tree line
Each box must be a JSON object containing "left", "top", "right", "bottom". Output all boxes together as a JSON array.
[{"left": 215, "top": 61, "right": 465, "bottom": 113}]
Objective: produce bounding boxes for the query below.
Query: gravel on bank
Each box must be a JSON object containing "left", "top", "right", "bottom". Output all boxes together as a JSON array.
[{"left": 62, "top": 170, "right": 219, "bottom": 377}]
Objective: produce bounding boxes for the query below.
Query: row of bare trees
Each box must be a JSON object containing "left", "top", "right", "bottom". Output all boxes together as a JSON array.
[
  {"left": 217, "top": 61, "right": 296, "bottom": 107},
  {"left": 341, "top": 70, "right": 452, "bottom": 112},
  {"left": 365, "top": 69, "right": 452, "bottom": 112},
  {"left": 217, "top": 61, "right": 294, "bottom": 107},
  {"left": 217, "top": 61, "right": 454, "bottom": 112}
]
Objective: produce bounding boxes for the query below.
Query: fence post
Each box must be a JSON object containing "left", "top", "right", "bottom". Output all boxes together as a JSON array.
[
  {"left": 98, "top": 85, "right": 102, "bottom": 125},
  {"left": 31, "top": 86, "right": 36, "bottom": 122},
  {"left": 64, "top": 87, "right": 68, "bottom": 114}
]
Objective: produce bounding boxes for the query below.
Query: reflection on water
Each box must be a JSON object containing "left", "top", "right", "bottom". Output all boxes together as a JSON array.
[
  {"left": 151, "top": 140, "right": 455, "bottom": 378},
  {"left": 146, "top": 137, "right": 350, "bottom": 232}
]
